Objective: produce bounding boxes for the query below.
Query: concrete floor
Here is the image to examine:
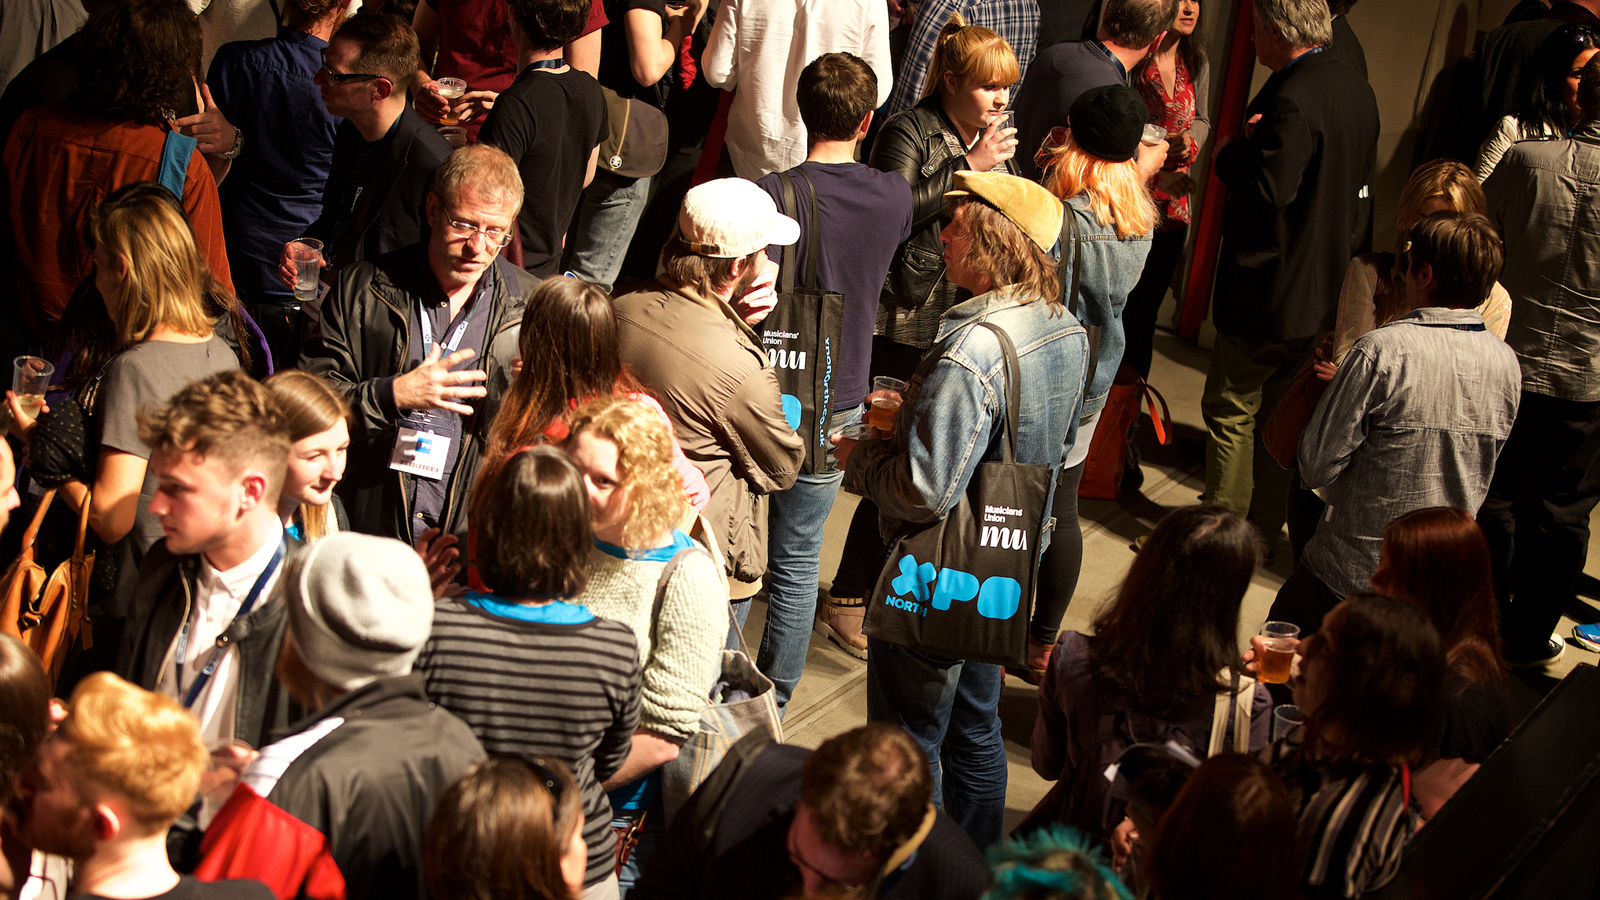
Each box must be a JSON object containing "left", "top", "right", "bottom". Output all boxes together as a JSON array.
[{"left": 739, "top": 329, "right": 1600, "bottom": 835}]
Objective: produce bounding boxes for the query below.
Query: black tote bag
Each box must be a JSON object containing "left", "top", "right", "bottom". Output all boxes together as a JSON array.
[
  {"left": 760, "top": 168, "right": 845, "bottom": 475},
  {"left": 863, "top": 322, "right": 1054, "bottom": 667}
]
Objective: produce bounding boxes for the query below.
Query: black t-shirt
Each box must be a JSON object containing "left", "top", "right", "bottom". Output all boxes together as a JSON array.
[
  {"left": 79, "top": 875, "right": 275, "bottom": 900},
  {"left": 598, "top": 0, "right": 667, "bottom": 101},
  {"left": 479, "top": 65, "right": 609, "bottom": 277},
  {"left": 1438, "top": 673, "right": 1513, "bottom": 763}
]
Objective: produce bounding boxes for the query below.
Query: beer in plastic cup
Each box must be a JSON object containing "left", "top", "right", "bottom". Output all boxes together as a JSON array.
[
  {"left": 866, "top": 376, "right": 906, "bottom": 434},
  {"left": 435, "top": 77, "right": 466, "bottom": 125},
  {"left": 1272, "top": 704, "right": 1305, "bottom": 743},
  {"left": 1257, "top": 620, "right": 1300, "bottom": 685}
]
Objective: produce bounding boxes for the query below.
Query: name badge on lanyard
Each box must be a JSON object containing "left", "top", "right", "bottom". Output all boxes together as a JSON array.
[{"left": 390, "top": 301, "right": 473, "bottom": 481}]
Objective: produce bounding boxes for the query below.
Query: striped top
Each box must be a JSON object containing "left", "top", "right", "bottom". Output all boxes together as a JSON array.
[
  {"left": 415, "top": 594, "right": 642, "bottom": 889},
  {"left": 1276, "top": 749, "right": 1418, "bottom": 898}
]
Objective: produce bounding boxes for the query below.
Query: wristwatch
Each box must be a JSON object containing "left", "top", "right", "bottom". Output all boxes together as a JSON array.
[{"left": 219, "top": 126, "right": 244, "bottom": 160}]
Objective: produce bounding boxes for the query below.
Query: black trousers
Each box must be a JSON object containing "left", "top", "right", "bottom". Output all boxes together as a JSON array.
[
  {"left": 1477, "top": 391, "right": 1600, "bottom": 661},
  {"left": 1267, "top": 562, "right": 1344, "bottom": 637},
  {"left": 1121, "top": 225, "right": 1189, "bottom": 379}
]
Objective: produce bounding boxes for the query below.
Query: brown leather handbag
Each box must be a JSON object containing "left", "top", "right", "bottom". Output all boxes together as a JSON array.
[{"left": 0, "top": 489, "right": 95, "bottom": 687}]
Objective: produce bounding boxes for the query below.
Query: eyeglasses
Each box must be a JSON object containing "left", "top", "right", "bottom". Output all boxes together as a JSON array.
[
  {"left": 319, "top": 52, "right": 385, "bottom": 84},
  {"left": 444, "top": 216, "right": 515, "bottom": 248}
]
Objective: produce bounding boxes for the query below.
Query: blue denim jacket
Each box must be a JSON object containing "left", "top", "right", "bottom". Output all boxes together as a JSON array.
[
  {"left": 1058, "top": 195, "right": 1152, "bottom": 417},
  {"left": 844, "top": 286, "right": 1089, "bottom": 531}
]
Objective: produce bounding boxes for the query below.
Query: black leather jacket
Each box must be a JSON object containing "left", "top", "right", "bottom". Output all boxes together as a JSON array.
[
  {"left": 300, "top": 249, "right": 537, "bottom": 543},
  {"left": 869, "top": 95, "right": 1019, "bottom": 337}
]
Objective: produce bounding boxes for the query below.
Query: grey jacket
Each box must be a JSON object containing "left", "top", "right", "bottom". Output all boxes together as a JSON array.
[
  {"left": 1485, "top": 120, "right": 1600, "bottom": 401},
  {"left": 301, "top": 248, "right": 536, "bottom": 543},
  {"left": 1299, "top": 307, "right": 1521, "bottom": 598},
  {"left": 614, "top": 279, "right": 803, "bottom": 581}
]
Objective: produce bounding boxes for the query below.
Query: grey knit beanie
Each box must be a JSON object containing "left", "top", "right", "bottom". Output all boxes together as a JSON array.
[{"left": 286, "top": 532, "right": 434, "bottom": 692}]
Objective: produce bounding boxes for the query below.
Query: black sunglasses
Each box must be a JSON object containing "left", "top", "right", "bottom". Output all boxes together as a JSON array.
[{"left": 320, "top": 52, "right": 385, "bottom": 84}]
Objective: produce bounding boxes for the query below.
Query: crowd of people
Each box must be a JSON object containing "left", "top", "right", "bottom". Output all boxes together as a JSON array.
[{"left": 1, "top": 0, "right": 1596, "bottom": 895}]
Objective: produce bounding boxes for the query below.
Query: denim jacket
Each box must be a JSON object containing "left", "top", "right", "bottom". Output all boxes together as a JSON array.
[
  {"left": 1059, "top": 194, "right": 1152, "bottom": 417},
  {"left": 1299, "top": 307, "right": 1521, "bottom": 598},
  {"left": 844, "top": 286, "right": 1089, "bottom": 533},
  {"left": 1484, "top": 120, "right": 1600, "bottom": 401}
]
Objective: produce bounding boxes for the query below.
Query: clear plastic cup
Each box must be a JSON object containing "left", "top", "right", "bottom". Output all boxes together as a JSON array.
[
  {"left": 12, "top": 356, "right": 53, "bottom": 426},
  {"left": 287, "top": 239, "right": 324, "bottom": 302}
]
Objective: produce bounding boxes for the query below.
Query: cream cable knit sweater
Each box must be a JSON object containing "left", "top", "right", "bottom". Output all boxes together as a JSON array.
[{"left": 577, "top": 545, "right": 727, "bottom": 741}]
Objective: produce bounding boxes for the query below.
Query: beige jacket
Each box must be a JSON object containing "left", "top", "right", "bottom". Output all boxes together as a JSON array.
[{"left": 614, "top": 278, "right": 803, "bottom": 582}]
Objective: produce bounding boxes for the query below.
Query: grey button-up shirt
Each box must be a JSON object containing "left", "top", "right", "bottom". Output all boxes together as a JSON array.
[
  {"left": 1485, "top": 120, "right": 1600, "bottom": 401},
  {"left": 1299, "top": 307, "right": 1522, "bottom": 599}
]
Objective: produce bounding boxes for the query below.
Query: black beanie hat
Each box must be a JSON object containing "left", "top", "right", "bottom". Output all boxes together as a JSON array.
[{"left": 1068, "top": 84, "right": 1149, "bottom": 163}]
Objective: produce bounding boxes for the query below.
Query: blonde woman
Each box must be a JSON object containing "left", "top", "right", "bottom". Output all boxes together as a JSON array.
[
  {"left": 562, "top": 396, "right": 724, "bottom": 892},
  {"left": 9, "top": 185, "right": 238, "bottom": 561},
  {"left": 263, "top": 370, "right": 351, "bottom": 543},
  {"left": 1031, "top": 84, "right": 1157, "bottom": 677},
  {"left": 1327, "top": 159, "right": 1512, "bottom": 365}
]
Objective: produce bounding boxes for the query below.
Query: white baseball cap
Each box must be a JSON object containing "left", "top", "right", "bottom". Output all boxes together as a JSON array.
[{"left": 677, "top": 178, "right": 800, "bottom": 258}]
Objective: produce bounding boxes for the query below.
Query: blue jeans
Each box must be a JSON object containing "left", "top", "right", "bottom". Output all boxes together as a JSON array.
[
  {"left": 756, "top": 407, "right": 856, "bottom": 713},
  {"left": 866, "top": 638, "right": 1006, "bottom": 849},
  {"left": 567, "top": 171, "right": 651, "bottom": 291}
]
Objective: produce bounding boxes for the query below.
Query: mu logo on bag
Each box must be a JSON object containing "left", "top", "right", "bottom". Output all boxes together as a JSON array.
[{"left": 883, "top": 554, "right": 1023, "bottom": 621}]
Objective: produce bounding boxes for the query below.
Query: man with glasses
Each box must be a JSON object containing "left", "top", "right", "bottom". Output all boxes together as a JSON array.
[
  {"left": 301, "top": 144, "right": 539, "bottom": 546},
  {"left": 276, "top": 12, "right": 451, "bottom": 290}
]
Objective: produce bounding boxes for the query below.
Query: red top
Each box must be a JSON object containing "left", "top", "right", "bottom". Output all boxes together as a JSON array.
[{"left": 1133, "top": 52, "right": 1198, "bottom": 228}]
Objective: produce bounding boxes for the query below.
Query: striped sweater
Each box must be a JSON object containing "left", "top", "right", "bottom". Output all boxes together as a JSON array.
[{"left": 415, "top": 596, "right": 642, "bottom": 889}]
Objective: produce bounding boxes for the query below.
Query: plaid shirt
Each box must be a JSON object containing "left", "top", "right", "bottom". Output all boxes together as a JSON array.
[{"left": 884, "top": 0, "right": 1040, "bottom": 117}]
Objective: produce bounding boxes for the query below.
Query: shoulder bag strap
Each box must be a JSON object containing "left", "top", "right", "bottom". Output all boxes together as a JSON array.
[
  {"left": 72, "top": 488, "right": 91, "bottom": 561},
  {"left": 778, "top": 172, "right": 799, "bottom": 296},
  {"left": 17, "top": 490, "right": 56, "bottom": 565},
  {"left": 159, "top": 129, "right": 197, "bottom": 200},
  {"left": 1233, "top": 671, "right": 1254, "bottom": 752},
  {"left": 793, "top": 167, "right": 824, "bottom": 291},
  {"left": 975, "top": 321, "right": 1021, "bottom": 465}
]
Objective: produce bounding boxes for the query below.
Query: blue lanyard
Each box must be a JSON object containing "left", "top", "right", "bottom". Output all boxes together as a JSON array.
[
  {"left": 418, "top": 299, "right": 477, "bottom": 358},
  {"left": 528, "top": 57, "right": 565, "bottom": 71},
  {"left": 177, "top": 537, "right": 286, "bottom": 709}
]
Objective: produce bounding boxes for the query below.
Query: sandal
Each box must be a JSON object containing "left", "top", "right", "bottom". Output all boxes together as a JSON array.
[{"left": 815, "top": 595, "right": 869, "bottom": 660}]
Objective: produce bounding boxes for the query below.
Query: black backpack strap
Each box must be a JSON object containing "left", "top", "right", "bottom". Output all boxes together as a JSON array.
[{"left": 1059, "top": 203, "right": 1101, "bottom": 410}]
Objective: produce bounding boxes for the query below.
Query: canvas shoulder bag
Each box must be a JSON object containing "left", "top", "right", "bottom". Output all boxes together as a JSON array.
[
  {"left": 652, "top": 546, "right": 782, "bottom": 825},
  {"left": 761, "top": 168, "right": 846, "bottom": 474},
  {"left": 862, "top": 321, "right": 1054, "bottom": 668}
]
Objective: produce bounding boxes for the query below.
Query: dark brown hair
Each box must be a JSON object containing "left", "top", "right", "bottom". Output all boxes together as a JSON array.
[
  {"left": 334, "top": 12, "right": 422, "bottom": 89},
  {"left": 1304, "top": 593, "right": 1445, "bottom": 768},
  {"left": 1403, "top": 212, "right": 1502, "bottom": 309},
  {"left": 508, "top": 0, "right": 590, "bottom": 52},
  {"left": 1090, "top": 505, "right": 1261, "bottom": 713},
  {"left": 798, "top": 723, "right": 932, "bottom": 861},
  {"left": 474, "top": 446, "right": 591, "bottom": 598},
  {"left": 424, "top": 756, "right": 583, "bottom": 900},
  {"left": 1101, "top": 0, "right": 1178, "bottom": 49},
  {"left": 0, "top": 636, "right": 50, "bottom": 809},
  {"left": 798, "top": 53, "right": 878, "bottom": 143},
  {"left": 946, "top": 199, "right": 1060, "bottom": 309},
  {"left": 1144, "top": 754, "right": 1301, "bottom": 900},
  {"left": 1373, "top": 507, "right": 1507, "bottom": 688},
  {"left": 76, "top": 0, "right": 199, "bottom": 125}
]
